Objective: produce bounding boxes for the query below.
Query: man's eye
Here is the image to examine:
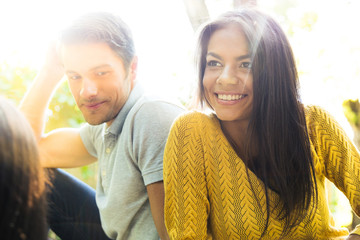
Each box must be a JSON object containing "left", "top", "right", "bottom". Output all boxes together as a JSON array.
[
  {"left": 96, "top": 71, "right": 108, "bottom": 76},
  {"left": 240, "top": 62, "right": 252, "bottom": 69},
  {"left": 207, "top": 61, "right": 222, "bottom": 67},
  {"left": 69, "top": 75, "right": 81, "bottom": 80}
]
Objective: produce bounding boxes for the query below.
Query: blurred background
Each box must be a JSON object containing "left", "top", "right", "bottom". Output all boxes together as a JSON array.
[{"left": 1, "top": 0, "right": 360, "bottom": 234}]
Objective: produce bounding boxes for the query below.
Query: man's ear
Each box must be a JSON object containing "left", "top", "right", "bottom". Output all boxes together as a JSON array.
[{"left": 129, "top": 56, "right": 138, "bottom": 88}]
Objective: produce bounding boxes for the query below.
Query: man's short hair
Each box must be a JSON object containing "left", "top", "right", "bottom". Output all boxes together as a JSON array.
[{"left": 60, "top": 12, "right": 136, "bottom": 69}]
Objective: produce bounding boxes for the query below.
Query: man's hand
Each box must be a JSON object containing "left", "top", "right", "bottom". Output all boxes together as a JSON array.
[{"left": 41, "top": 41, "right": 65, "bottom": 82}]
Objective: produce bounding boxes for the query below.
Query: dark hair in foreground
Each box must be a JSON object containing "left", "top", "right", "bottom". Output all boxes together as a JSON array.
[
  {"left": 60, "top": 11, "right": 136, "bottom": 69},
  {"left": 196, "top": 8, "right": 317, "bottom": 236},
  {"left": 0, "top": 98, "right": 47, "bottom": 239}
]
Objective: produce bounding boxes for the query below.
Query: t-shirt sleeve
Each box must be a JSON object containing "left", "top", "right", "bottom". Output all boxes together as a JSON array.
[
  {"left": 79, "top": 123, "right": 100, "bottom": 158},
  {"left": 307, "top": 105, "right": 360, "bottom": 234},
  {"left": 131, "top": 101, "right": 184, "bottom": 186}
]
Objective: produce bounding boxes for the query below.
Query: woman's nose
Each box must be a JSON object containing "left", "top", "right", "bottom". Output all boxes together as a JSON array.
[{"left": 216, "top": 65, "right": 238, "bottom": 85}]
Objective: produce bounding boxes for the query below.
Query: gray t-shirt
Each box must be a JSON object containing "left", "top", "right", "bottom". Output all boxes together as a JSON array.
[{"left": 80, "top": 84, "right": 184, "bottom": 240}]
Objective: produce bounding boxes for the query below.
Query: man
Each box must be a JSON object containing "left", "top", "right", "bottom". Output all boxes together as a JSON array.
[{"left": 20, "top": 12, "right": 183, "bottom": 240}]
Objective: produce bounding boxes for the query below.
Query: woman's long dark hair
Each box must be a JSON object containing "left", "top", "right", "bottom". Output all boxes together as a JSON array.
[
  {"left": 0, "top": 98, "right": 47, "bottom": 240},
  {"left": 196, "top": 8, "right": 317, "bottom": 236}
]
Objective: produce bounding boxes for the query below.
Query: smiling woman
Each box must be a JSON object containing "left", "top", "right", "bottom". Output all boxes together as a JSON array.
[
  {"left": 203, "top": 23, "right": 253, "bottom": 128},
  {"left": 163, "top": 8, "right": 360, "bottom": 239}
]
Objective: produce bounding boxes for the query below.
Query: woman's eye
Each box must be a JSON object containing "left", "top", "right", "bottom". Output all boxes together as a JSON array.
[
  {"left": 207, "top": 61, "right": 222, "bottom": 67},
  {"left": 240, "top": 62, "right": 252, "bottom": 69}
]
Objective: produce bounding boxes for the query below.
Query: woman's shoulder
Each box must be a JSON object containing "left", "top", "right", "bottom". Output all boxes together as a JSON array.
[
  {"left": 304, "top": 104, "right": 333, "bottom": 123},
  {"left": 170, "top": 111, "right": 220, "bottom": 137},
  {"left": 304, "top": 104, "right": 344, "bottom": 136},
  {"left": 173, "top": 110, "right": 218, "bottom": 125},
  {"left": 304, "top": 104, "right": 327, "bottom": 116}
]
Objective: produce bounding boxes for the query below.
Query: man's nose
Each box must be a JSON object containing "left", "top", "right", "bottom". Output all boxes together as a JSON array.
[{"left": 80, "top": 78, "right": 98, "bottom": 98}]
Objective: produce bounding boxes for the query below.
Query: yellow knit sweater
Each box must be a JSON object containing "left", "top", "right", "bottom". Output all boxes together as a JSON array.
[{"left": 164, "top": 105, "right": 360, "bottom": 239}]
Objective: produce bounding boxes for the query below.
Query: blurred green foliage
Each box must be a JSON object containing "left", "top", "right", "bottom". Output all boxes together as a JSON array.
[
  {"left": 0, "top": 61, "right": 97, "bottom": 188},
  {"left": 1, "top": 61, "right": 36, "bottom": 104},
  {"left": 0, "top": 61, "right": 84, "bottom": 128},
  {"left": 343, "top": 99, "right": 360, "bottom": 128}
]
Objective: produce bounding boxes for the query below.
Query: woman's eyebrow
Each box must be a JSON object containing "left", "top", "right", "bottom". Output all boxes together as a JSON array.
[
  {"left": 206, "top": 52, "right": 223, "bottom": 60},
  {"left": 206, "top": 52, "right": 251, "bottom": 61},
  {"left": 236, "top": 54, "right": 251, "bottom": 61}
]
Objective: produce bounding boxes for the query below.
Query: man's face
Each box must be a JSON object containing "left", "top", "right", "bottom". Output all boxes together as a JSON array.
[{"left": 61, "top": 42, "right": 137, "bottom": 126}]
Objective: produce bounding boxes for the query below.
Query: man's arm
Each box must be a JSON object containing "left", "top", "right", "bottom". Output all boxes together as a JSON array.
[
  {"left": 147, "top": 181, "right": 169, "bottom": 240},
  {"left": 347, "top": 234, "right": 360, "bottom": 240},
  {"left": 39, "top": 128, "right": 97, "bottom": 168},
  {"left": 19, "top": 44, "right": 64, "bottom": 142},
  {"left": 19, "top": 44, "right": 96, "bottom": 168}
]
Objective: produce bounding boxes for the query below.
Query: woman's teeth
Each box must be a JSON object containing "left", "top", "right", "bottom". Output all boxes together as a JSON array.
[{"left": 217, "top": 94, "right": 245, "bottom": 101}]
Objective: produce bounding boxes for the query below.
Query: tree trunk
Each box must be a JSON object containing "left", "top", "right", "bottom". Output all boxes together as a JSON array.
[
  {"left": 182, "top": 0, "right": 210, "bottom": 32},
  {"left": 183, "top": 0, "right": 258, "bottom": 32},
  {"left": 233, "top": 0, "right": 257, "bottom": 8}
]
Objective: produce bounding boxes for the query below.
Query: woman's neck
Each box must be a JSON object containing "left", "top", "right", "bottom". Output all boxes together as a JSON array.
[
  {"left": 220, "top": 119, "right": 253, "bottom": 160},
  {"left": 220, "top": 118, "right": 261, "bottom": 173},
  {"left": 220, "top": 119, "right": 249, "bottom": 148}
]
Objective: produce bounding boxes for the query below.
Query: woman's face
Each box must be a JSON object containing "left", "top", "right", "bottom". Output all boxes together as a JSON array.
[{"left": 203, "top": 24, "right": 253, "bottom": 125}]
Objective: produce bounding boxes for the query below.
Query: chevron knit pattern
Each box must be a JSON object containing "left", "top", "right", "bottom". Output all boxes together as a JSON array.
[{"left": 164, "top": 105, "right": 360, "bottom": 240}]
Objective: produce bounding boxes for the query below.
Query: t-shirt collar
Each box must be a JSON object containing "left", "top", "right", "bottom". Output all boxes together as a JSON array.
[{"left": 105, "top": 83, "right": 144, "bottom": 136}]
